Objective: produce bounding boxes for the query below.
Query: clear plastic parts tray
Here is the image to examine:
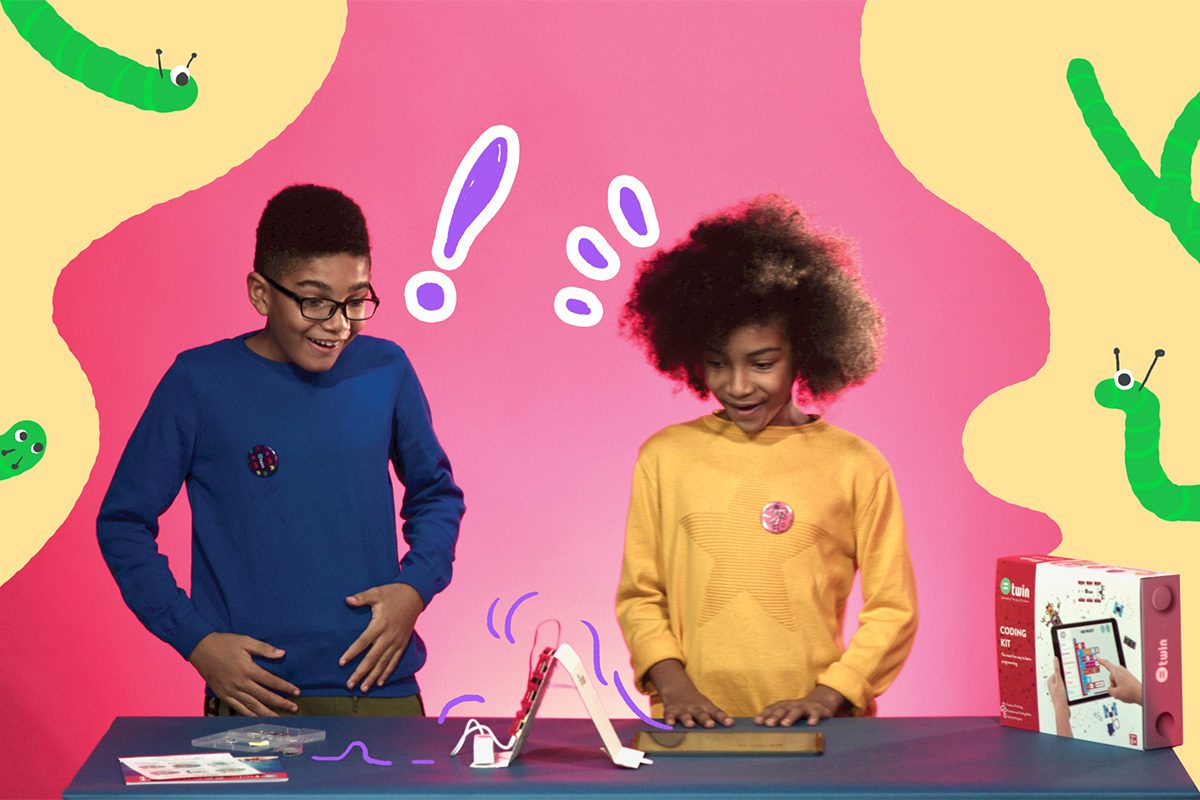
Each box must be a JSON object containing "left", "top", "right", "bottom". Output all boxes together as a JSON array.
[{"left": 192, "top": 724, "right": 326, "bottom": 753}]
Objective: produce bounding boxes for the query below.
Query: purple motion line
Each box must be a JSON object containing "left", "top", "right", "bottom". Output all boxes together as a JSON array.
[
  {"left": 579, "top": 619, "right": 609, "bottom": 686},
  {"left": 437, "top": 694, "right": 486, "bottom": 724},
  {"left": 619, "top": 186, "right": 648, "bottom": 236},
  {"left": 504, "top": 591, "right": 539, "bottom": 644},
  {"left": 613, "top": 671, "right": 672, "bottom": 730},
  {"left": 411, "top": 760, "right": 436, "bottom": 765},
  {"left": 486, "top": 597, "right": 501, "bottom": 639},
  {"left": 311, "top": 740, "right": 393, "bottom": 766},
  {"left": 444, "top": 137, "right": 508, "bottom": 260}
]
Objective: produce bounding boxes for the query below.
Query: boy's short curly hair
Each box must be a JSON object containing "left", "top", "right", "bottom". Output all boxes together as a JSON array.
[
  {"left": 254, "top": 184, "right": 371, "bottom": 280},
  {"left": 621, "top": 195, "right": 883, "bottom": 401}
]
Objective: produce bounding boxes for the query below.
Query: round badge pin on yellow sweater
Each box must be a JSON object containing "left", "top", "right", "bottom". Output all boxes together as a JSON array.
[{"left": 761, "top": 502, "right": 793, "bottom": 533}]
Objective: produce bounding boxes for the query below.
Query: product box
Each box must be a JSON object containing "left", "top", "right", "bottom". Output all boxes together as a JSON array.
[{"left": 996, "top": 555, "right": 1182, "bottom": 750}]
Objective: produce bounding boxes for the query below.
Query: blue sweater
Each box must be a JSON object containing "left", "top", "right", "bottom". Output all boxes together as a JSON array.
[{"left": 97, "top": 333, "right": 465, "bottom": 697}]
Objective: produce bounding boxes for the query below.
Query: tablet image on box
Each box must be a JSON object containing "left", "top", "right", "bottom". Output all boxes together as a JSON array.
[{"left": 1051, "top": 618, "right": 1125, "bottom": 705}]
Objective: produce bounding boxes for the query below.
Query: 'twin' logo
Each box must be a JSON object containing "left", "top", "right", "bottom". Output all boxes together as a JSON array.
[
  {"left": 1156, "top": 639, "right": 1170, "bottom": 683},
  {"left": 1000, "top": 578, "right": 1030, "bottom": 598}
]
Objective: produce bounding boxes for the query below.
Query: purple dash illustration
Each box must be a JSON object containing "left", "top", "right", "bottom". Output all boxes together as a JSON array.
[
  {"left": 503, "top": 591, "right": 539, "bottom": 644},
  {"left": 484, "top": 591, "right": 540, "bottom": 643},
  {"left": 438, "top": 694, "right": 486, "bottom": 724},
  {"left": 555, "top": 175, "right": 659, "bottom": 328},
  {"left": 608, "top": 175, "right": 659, "bottom": 249},
  {"left": 613, "top": 670, "right": 672, "bottom": 730},
  {"left": 311, "top": 741, "right": 392, "bottom": 766},
  {"left": 567, "top": 226, "right": 621, "bottom": 281},
  {"left": 406, "top": 125, "right": 520, "bottom": 323},
  {"left": 486, "top": 597, "right": 502, "bottom": 639},
  {"left": 579, "top": 619, "right": 609, "bottom": 687},
  {"left": 554, "top": 286, "right": 604, "bottom": 328}
]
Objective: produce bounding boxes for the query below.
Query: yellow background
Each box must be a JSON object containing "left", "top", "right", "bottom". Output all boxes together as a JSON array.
[
  {"left": 0, "top": 0, "right": 345, "bottom": 585},
  {"left": 863, "top": 0, "right": 1200, "bottom": 776}
]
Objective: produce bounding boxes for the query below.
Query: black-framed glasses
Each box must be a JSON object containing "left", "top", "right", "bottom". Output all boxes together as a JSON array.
[{"left": 263, "top": 274, "right": 381, "bottom": 321}]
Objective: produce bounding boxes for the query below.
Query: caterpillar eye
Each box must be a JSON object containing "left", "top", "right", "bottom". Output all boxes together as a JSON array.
[
  {"left": 31, "top": 442, "right": 43, "bottom": 454},
  {"left": 1114, "top": 369, "right": 1135, "bottom": 390},
  {"left": 170, "top": 65, "right": 191, "bottom": 86},
  {"left": 14, "top": 429, "right": 27, "bottom": 442}
]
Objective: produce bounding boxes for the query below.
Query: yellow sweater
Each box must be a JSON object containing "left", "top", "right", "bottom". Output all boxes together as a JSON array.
[{"left": 616, "top": 413, "right": 917, "bottom": 716}]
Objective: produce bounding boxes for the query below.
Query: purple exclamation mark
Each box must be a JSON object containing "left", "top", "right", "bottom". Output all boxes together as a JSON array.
[{"left": 406, "top": 125, "right": 520, "bottom": 323}]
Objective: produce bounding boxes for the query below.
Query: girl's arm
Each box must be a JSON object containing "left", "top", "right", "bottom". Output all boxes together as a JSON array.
[
  {"left": 815, "top": 467, "right": 918, "bottom": 711},
  {"left": 616, "top": 458, "right": 686, "bottom": 695}
]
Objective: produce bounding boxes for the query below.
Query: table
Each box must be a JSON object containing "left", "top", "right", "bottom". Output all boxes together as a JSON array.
[{"left": 64, "top": 716, "right": 1199, "bottom": 798}]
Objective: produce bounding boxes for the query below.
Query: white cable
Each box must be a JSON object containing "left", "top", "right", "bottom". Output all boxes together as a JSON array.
[{"left": 449, "top": 719, "right": 515, "bottom": 757}]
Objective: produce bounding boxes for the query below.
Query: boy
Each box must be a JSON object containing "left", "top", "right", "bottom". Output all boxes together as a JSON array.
[
  {"left": 617, "top": 196, "right": 917, "bottom": 727},
  {"left": 98, "top": 185, "right": 464, "bottom": 716}
]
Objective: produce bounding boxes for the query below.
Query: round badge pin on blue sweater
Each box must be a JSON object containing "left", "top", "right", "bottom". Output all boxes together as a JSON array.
[{"left": 248, "top": 445, "right": 278, "bottom": 477}]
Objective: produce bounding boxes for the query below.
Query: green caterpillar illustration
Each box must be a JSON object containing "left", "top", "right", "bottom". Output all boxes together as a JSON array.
[
  {"left": 1093, "top": 348, "right": 1200, "bottom": 521},
  {"left": 0, "top": 420, "right": 46, "bottom": 480},
  {"left": 1, "top": 0, "right": 197, "bottom": 113},
  {"left": 1067, "top": 58, "right": 1200, "bottom": 262}
]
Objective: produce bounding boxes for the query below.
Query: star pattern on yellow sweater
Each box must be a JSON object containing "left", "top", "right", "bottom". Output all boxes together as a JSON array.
[{"left": 681, "top": 475, "right": 828, "bottom": 631}]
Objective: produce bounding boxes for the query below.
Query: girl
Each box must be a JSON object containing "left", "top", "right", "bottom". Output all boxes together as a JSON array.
[{"left": 616, "top": 196, "right": 917, "bottom": 728}]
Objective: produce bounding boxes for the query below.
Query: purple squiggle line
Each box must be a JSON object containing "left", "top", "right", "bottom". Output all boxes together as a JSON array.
[
  {"left": 612, "top": 671, "right": 672, "bottom": 731},
  {"left": 437, "top": 693, "right": 485, "bottom": 724},
  {"left": 503, "top": 591, "right": 539, "bottom": 644},
  {"left": 579, "top": 619, "right": 609, "bottom": 686},
  {"left": 311, "top": 740, "right": 393, "bottom": 766},
  {"left": 486, "top": 597, "right": 501, "bottom": 639}
]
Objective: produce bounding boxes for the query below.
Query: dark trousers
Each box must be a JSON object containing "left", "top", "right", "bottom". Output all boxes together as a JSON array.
[{"left": 204, "top": 693, "right": 425, "bottom": 717}]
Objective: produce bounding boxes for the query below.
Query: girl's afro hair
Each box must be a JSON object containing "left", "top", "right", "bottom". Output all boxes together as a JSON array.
[{"left": 621, "top": 195, "right": 883, "bottom": 401}]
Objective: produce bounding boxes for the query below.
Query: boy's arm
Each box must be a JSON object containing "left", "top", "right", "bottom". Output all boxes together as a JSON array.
[
  {"left": 99, "top": 359, "right": 301, "bottom": 715},
  {"left": 814, "top": 467, "right": 918, "bottom": 712},
  {"left": 387, "top": 356, "right": 465, "bottom": 602},
  {"left": 96, "top": 360, "right": 215, "bottom": 659},
  {"left": 616, "top": 458, "right": 686, "bottom": 695},
  {"left": 339, "top": 354, "right": 464, "bottom": 692}
]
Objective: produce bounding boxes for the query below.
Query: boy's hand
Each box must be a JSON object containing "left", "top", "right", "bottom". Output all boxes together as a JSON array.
[
  {"left": 1098, "top": 657, "right": 1143, "bottom": 705},
  {"left": 647, "top": 659, "right": 734, "bottom": 728},
  {"left": 340, "top": 582, "right": 424, "bottom": 693},
  {"left": 188, "top": 632, "right": 300, "bottom": 716},
  {"left": 755, "top": 685, "right": 847, "bottom": 727}
]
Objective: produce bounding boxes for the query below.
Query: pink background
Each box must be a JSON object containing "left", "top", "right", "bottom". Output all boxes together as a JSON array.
[{"left": 0, "top": 2, "right": 1056, "bottom": 796}]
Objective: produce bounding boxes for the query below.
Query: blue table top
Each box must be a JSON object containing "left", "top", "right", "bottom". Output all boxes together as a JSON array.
[{"left": 64, "top": 716, "right": 1198, "bottom": 799}]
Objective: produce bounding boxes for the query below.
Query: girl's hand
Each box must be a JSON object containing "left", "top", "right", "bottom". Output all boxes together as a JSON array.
[
  {"left": 661, "top": 687, "right": 735, "bottom": 728},
  {"left": 755, "top": 685, "right": 847, "bottom": 726},
  {"left": 647, "top": 658, "right": 735, "bottom": 728}
]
